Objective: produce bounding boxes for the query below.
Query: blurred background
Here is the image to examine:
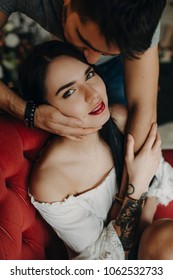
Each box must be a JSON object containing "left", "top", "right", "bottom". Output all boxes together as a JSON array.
[
  {"left": 0, "top": 1, "right": 173, "bottom": 148},
  {"left": 157, "top": 0, "right": 173, "bottom": 148}
]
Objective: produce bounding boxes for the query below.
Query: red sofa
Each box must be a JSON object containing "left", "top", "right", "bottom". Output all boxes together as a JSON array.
[
  {"left": 0, "top": 114, "right": 173, "bottom": 260},
  {"left": 0, "top": 114, "right": 68, "bottom": 260}
]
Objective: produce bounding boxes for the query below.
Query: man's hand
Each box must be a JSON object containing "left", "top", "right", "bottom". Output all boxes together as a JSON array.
[{"left": 34, "top": 104, "right": 101, "bottom": 141}]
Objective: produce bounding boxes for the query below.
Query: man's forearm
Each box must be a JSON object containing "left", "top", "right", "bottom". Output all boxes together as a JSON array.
[
  {"left": 125, "top": 104, "right": 157, "bottom": 153},
  {"left": 124, "top": 46, "right": 159, "bottom": 153},
  {"left": 0, "top": 80, "right": 26, "bottom": 120},
  {"left": 118, "top": 105, "right": 156, "bottom": 199},
  {"left": 118, "top": 47, "right": 159, "bottom": 198}
]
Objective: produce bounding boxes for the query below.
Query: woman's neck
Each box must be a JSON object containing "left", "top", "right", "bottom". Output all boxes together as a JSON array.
[{"left": 62, "top": 131, "right": 103, "bottom": 154}]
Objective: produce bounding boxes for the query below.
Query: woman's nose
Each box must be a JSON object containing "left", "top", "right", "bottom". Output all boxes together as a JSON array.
[
  {"left": 83, "top": 48, "right": 101, "bottom": 64},
  {"left": 84, "top": 86, "right": 99, "bottom": 104}
]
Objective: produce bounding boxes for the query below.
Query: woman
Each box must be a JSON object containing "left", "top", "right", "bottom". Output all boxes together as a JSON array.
[{"left": 20, "top": 40, "right": 173, "bottom": 259}]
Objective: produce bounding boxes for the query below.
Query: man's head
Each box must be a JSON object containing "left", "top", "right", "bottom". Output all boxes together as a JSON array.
[{"left": 63, "top": 0, "right": 166, "bottom": 62}]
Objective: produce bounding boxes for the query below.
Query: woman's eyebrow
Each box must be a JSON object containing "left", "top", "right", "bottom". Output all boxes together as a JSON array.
[
  {"left": 56, "top": 66, "right": 93, "bottom": 95},
  {"left": 85, "top": 65, "right": 93, "bottom": 75},
  {"left": 56, "top": 81, "right": 75, "bottom": 95}
]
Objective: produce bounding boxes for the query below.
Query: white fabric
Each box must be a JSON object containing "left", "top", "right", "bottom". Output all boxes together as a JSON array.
[
  {"left": 30, "top": 157, "right": 173, "bottom": 259},
  {"left": 147, "top": 156, "right": 173, "bottom": 205},
  {"left": 74, "top": 221, "right": 124, "bottom": 260},
  {"left": 31, "top": 168, "right": 125, "bottom": 259}
]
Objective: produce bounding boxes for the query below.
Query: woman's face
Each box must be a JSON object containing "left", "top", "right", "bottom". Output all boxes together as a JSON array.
[{"left": 45, "top": 55, "right": 110, "bottom": 128}]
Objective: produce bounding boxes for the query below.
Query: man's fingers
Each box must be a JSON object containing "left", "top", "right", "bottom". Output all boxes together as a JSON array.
[
  {"left": 49, "top": 114, "right": 101, "bottom": 132},
  {"left": 66, "top": 135, "right": 84, "bottom": 142},
  {"left": 49, "top": 113, "right": 82, "bottom": 128},
  {"left": 35, "top": 105, "right": 101, "bottom": 137},
  {"left": 36, "top": 105, "right": 83, "bottom": 128},
  {"left": 49, "top": 124, "right": 101, "bottom": 137}
]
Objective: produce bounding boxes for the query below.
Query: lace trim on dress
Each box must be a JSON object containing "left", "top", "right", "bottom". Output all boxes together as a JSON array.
[{"left": 73, "top": 221, "right": 125, "bottom": 260}]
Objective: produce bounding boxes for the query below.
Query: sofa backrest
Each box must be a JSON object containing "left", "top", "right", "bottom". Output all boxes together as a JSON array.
[{"left": 0, "top": 114, "right": 67, "bottom": 260}]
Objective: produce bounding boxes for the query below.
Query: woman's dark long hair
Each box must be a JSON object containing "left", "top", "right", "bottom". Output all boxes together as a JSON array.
[
  {"left": 20, "top": 40, "right": 124, "bottom": 189},
  {"left": 100, "top": 119, "right": 124, "bottom": 187}
]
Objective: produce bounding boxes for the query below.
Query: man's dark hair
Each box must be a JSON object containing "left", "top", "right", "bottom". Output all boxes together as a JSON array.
[{"left": 71, "top": 0, "right": 166, "bottom": 59}]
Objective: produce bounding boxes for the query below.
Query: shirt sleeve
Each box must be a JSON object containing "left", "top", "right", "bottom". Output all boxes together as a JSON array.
[
  {"left": 0, "top": 0, "right": 18, "bottom": 15},
  {"left": 30, "top": 195, "right": 104, "bottom": 253},
  {"left": 31, "top": 195, "right": 125, "bottom": 260},
  {"left": 74, "top": 221, "right": 125, "bottom": 260},
  {"left": 150, "top": 23, "right": 160, "bottom": 48}
]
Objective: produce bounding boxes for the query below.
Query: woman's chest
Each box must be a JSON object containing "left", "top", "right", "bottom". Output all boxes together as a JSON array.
[{"left": 67, "top": 150, "right": 115, "bottom": 196}]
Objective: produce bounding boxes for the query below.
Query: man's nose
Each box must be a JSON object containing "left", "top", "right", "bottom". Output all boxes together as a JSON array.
[{"left": 84, "top": 48, "right": 101, "bottom": 64}]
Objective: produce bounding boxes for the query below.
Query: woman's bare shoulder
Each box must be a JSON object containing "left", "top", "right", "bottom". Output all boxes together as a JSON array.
[{"left": 29, "top": 138, "right": 75, "bottom": 203}]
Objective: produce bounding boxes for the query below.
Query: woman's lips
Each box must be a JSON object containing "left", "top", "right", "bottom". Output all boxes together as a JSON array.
[{"left": 89, "top": 102, "right": 105, "bottom": 115}]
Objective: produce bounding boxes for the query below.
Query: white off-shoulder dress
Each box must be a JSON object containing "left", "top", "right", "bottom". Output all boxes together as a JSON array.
[{"left": 30, "top": 157, "right": 173, "bottom": 260}]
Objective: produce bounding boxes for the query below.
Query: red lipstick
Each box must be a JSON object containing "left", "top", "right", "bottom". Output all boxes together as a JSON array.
[{"left": 89, "top": 102, "right": 105, "bottom": 115}]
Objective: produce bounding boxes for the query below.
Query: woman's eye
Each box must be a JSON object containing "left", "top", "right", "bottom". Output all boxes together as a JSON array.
[
  {"left": 63, "top": 89, "right": 75, "bottom": 99},
  {"left": 86, "top": 70, "right": 95, "bottom": 81}
]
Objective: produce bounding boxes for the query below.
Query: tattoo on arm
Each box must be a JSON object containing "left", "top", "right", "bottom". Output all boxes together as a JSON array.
[{"left": 115, "top": 193, "right": 146, "bottom": 251}]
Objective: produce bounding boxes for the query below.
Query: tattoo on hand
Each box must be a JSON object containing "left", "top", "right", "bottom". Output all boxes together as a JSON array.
[
  {"left": 115, "top": 192, "right": 147, "bottom": 251},
  {"left": 127, "top": 183, "right": 135, "bottom": 195}
]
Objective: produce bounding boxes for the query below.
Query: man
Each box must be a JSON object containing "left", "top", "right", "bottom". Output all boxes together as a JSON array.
[{"left": 0, "top": 0, "right": 166, "bottom": 196}]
